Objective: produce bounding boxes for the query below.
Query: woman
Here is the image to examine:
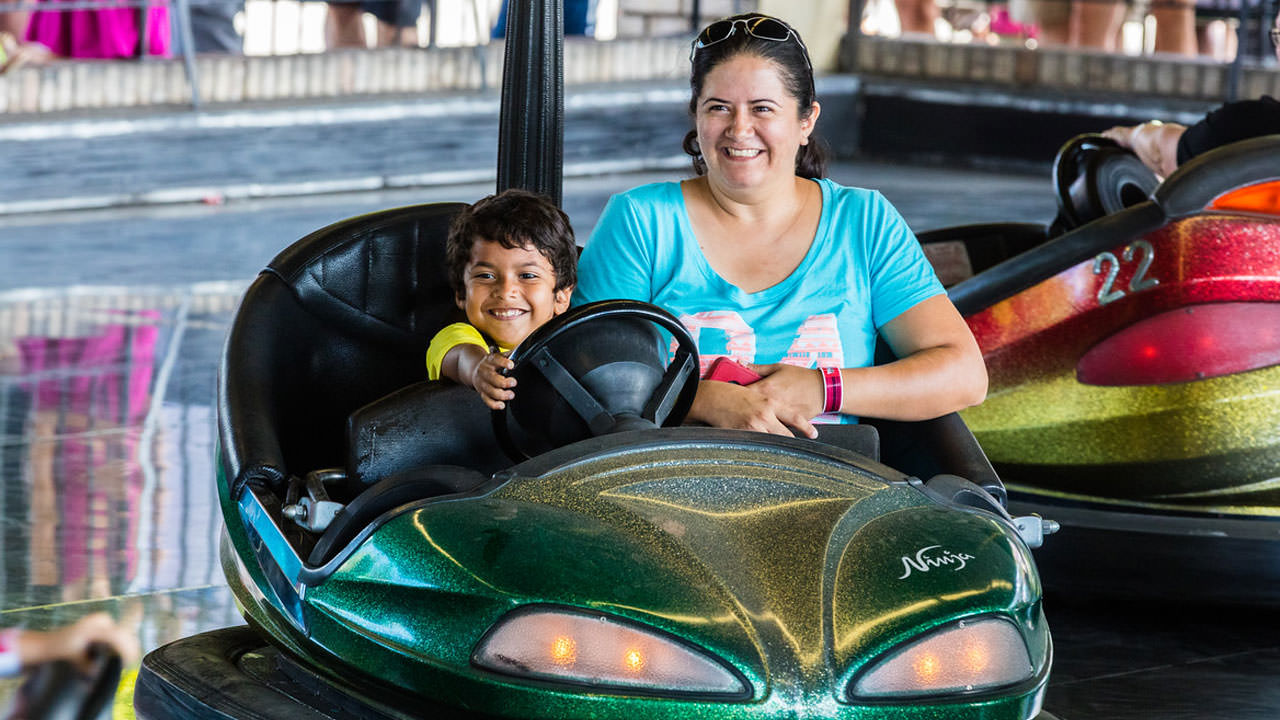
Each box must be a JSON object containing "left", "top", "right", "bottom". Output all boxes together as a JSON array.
[{"left": 574, "top": 13, "right": 987, "bottom": 438}]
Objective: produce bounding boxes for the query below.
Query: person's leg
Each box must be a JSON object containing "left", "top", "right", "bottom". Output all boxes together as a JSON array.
[
  {"left": 0, "top": 10, "right": 28, "bottom": 37},
  {"left": 1197, "top": 18, "right": 1230, "bottom": 60},
  {"left": 894, "top": 0, "right": 940, "bottom": 35},
  {"left": 1070, "top": 0, "right": 1126, "bottom": 50},
  {"left": 377, "top": 21, "right": 419, "bottom": 46},
  {"left": 1, "top": 10, "right": 53, "bottom": 71},
  {"left": 1152, "top": 0, "right": 1196, "bottom": 55},
  {"left": 326, "top": 2, "right": 367, "bottom": 48},
  {"left": 1013, "top": 0, "right": 1072, "bottom": 45},
  {"left": 372, "top": 0, "right": 421, "bottom": 46}
]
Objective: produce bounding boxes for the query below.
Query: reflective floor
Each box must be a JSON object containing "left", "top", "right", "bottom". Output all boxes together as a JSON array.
[{"left": 1, "top": 162, "right": 1277, "bottom": 718}]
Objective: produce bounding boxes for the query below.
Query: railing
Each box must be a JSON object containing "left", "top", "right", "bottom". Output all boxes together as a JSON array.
[
  {"left": 1, "top": 0, "right": 1273, "bottom": 112},
  {"left": 854, "top": 0, "right": 1277, "bottom": 62},
  {"left": 0, "top": 0, "right": 502, "bottom": 106},
  {"left": 848, "top": 0, "right": 1278, "bottom": 102}
]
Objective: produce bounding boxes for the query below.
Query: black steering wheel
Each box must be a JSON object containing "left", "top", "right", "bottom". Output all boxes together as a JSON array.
[
  {"left": 1053, "top": 133, "right": 1159, "bottom": 232},
  {"left": 492, "top": 300, "right": 700, "bottom": 461}
]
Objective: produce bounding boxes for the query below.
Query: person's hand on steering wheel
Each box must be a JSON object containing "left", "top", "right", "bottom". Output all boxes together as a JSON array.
[
  {"left": 8, "top": 612, "right": 140, "bottom": 675},
  {"left": 1101, "top": 121, "right": 1186, "bottom": 179},
  {"left": 443, "top": 343, "right": 518, "bottom": 410},
  {"left": 466, "top": 350, "right": 517, "bottom": 411},
  {"left": 691, "top": 364, "right": 823, "bottom": 439}
]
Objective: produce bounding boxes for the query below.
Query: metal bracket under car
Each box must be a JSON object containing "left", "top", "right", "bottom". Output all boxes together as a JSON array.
[
  {"left": 282, "top": 469, "right": 346, "bottom": 533},
  {"left": 918, "top": 474, "right": 1060, "bottom": 549}
]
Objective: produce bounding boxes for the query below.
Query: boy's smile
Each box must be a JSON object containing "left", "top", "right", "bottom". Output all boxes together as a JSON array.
[{"left": 457, "top": 238, "right": 572, "bottom": 350}]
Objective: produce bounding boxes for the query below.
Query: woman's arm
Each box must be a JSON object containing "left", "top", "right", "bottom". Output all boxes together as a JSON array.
[
  {"left": 839, "top": 294, "right": 987, "bottom": 420},
  {"left": 690, "top": 295, "right": 986, "bottom": 437}
]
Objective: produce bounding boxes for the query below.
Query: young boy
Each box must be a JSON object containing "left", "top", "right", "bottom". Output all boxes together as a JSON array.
[{"left": 427, "top": 189, "right": 577, "bottom": 410}]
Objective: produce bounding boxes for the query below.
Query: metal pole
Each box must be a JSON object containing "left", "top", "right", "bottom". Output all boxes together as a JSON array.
[
  {"left": 691, "top": 0, "right": 700, "bottom": 33},
  {"left": 496, "top": 0, "right": 564, "bottom": 206},
  {"left": 137, "top": 0, "right": 149, "bottom": 59},
  {"left": 1227, "top": 0, "right": 1249, "bottom": 102},
  {"left": 845, "top": 0, "right": 865, "bottom": 71},
  {"left": 175, "top": 0, "right": 201, "bottom": 109},
  {"left": 427, "top": 0, "right": 438, "bottom": 48}
]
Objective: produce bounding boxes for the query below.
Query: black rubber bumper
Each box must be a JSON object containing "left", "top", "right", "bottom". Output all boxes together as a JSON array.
[
  {"left": 1012, "top": 496, "right": 1280, "bottom": 605},
  {"left": 134, "top": 626, "right": 432, "bottom": 720}
]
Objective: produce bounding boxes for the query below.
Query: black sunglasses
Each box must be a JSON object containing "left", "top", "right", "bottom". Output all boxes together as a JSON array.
[{"left": 690, "top": 16, "right": 811, "bottom": 71}]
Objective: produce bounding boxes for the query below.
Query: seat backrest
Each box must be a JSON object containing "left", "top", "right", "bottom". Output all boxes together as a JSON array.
[
  {"left": 219, "top": 202, "right": 468, "bottom": 495},
  {"left": 266, "top": 202, "right": 468, "bottom": 345}
]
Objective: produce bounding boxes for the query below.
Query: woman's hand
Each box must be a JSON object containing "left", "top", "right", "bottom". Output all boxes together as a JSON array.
[{"left": 689, "top": 365, "right": 823, "bottom": 438}]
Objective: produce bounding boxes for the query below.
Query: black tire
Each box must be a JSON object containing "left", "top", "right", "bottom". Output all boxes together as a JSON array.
[{"left": 135, "top": 626, "right": 340, "bottom": 720}]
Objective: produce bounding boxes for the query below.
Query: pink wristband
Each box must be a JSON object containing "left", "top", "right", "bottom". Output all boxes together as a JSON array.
[
  {"left": 820, "top": 366, "right": 843, "bottom": 414},
  {"left": 0, "top": 627, "right": 21, "bottom": 677}
]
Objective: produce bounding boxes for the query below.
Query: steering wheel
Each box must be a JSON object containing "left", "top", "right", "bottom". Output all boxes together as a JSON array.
[
  {"left": 1053, "top": 134, "right": 1159, "bottom": 232},
  {"left": 492, "top": 300, "right": 700, "bottom": 461}
]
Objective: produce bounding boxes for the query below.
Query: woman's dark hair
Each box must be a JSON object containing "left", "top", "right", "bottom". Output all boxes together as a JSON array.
[
  {"left": 446, "top": 189, "right": 578, "bottom": 296},
  {"left": 684, "top": 13, "right": 827, "bottom": 180}
]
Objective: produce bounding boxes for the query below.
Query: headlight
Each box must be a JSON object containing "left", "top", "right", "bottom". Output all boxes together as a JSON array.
[
  {"left": 473, "top": 607, "right": 748, "bottom": 697},
  {"left": 850, "top": 617, "right": 1034, "bottom": 699}
]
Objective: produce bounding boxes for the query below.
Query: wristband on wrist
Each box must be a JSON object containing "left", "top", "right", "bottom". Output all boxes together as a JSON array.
[
  {"left": 0, "top": 627, "right": 22, "bottom": 677},
  {"left": 820, "top": 366, "right": 843, "bottom": 415}
]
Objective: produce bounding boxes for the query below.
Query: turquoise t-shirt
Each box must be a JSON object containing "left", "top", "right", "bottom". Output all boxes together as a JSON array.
[{"left": 574, "top": 178, "right": 944, "bottom": 412}]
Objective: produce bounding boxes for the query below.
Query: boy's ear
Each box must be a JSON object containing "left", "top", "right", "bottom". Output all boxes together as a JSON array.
[
  {"left": 455, "top": 292, "right": 466, "bottom": 311},
  {"left": 553, "top": 286, "right": 574, "bottom": 315}
]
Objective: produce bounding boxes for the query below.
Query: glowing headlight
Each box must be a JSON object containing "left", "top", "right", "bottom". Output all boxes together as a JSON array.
[
  {"left": 850, "top": 617, "right": 1033, "bottom": 699},
  {"left": 473, "top": 608, "right": 748, "bottom": 696}
]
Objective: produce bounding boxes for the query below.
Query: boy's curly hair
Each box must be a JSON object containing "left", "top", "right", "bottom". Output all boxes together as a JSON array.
[{"left": 446, "top": 189, "right": 578, "bottom": 297}]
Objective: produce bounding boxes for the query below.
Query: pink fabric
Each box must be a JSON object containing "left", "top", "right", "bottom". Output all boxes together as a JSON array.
[
  {"left": 17, "top": 312, "right": 158, "bottom": 592},
  {"left": 25, "top": 1, "right": 169, "bottom": 59}
]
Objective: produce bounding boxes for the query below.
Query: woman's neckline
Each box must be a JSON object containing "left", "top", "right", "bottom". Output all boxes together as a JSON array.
[{"left": 676, "top": 176, "right": 828, "bottom": 300}]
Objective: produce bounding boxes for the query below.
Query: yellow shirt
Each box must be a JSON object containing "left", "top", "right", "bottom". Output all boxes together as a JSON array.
[{"left": 425, "top": 322, "right": 513, "bottom": 380}]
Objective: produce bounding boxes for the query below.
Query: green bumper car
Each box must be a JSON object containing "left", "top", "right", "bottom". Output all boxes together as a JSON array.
[{"left": 133, "top": 200, "right": 1054, "bottom": 720}]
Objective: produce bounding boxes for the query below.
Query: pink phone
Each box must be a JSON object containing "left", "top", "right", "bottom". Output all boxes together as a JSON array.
[{"left": 704, "top": 357, "right": 762, "bottom": 386}]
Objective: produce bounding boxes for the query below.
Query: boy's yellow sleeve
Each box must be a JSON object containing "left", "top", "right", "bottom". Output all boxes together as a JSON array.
[{"left": 426, "top": 323, "right": 489, "bottom": 380}]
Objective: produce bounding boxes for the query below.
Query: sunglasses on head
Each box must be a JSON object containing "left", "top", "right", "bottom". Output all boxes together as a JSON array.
[{"left": 690, "top": 15, "right": 811, "bottom": 70}]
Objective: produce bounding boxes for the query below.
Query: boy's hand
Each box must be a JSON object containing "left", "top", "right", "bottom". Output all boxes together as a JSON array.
[{"left": 469, "top": 351, "right": 517, "bottom": 410}]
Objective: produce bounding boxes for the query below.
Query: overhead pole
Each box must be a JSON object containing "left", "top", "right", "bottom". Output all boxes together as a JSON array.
[{"left": 497, "top": 0, "right": 565, "bottom": 207}]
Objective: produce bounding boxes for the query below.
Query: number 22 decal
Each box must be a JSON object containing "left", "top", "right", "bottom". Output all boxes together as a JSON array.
[{"left": 1093, "top": 240, "right": 1159, "bottom": 306}]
